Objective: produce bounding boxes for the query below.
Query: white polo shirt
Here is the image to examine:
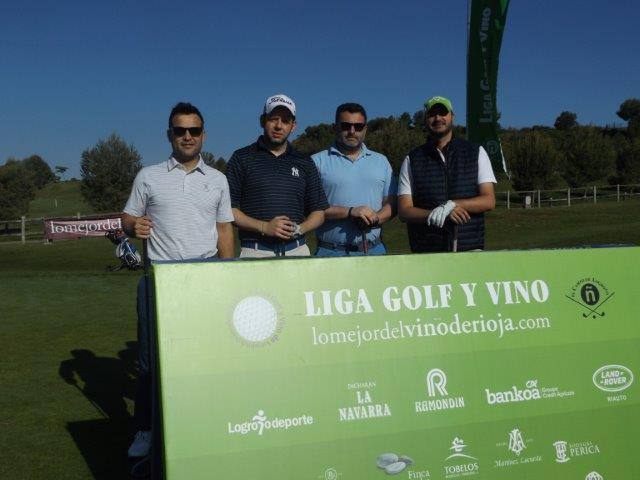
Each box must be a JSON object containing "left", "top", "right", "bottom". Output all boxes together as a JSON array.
[
  {"left": 123, "top": 156, "right": 234, "bottom": 261},
  {"left": 398, "top": 146, "right": 496, "bottom": 195}
]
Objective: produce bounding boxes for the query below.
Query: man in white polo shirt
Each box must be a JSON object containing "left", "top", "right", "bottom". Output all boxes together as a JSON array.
[
  {"left": 398, "top": 96, "right": 496, "bottom": 252},
  {"left": 122, "top": 102, "right": 234, "bottom": 459}
]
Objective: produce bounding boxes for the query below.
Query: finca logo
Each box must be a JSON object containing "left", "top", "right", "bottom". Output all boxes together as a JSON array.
[
  {"left": 227, "top": 409, "right": 314, "bottom": 436},
  {"left": 586, "top": 472, "right": 603, "bottom": 480},
  {"left": 593, "top": 365, "right": 634, "bottom": 392},
  {"left": 485, "top": 380, "right": 541, "bottom": 405},
  {"left": 566, "top": 278, "right": 615, "bottom": 319}
]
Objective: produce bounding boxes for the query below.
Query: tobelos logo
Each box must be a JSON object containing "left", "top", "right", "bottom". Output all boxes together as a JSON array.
[
  {"left": 566, "top": 278, "right": 615, "bottom": 319},
  {"left": 593, "top": 365, "right": 634, "bottom": 392}
]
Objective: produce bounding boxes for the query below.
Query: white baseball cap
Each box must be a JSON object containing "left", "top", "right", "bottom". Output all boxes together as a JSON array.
[{"left": 263, "top": 94, "right": 296, "bottom": 117}]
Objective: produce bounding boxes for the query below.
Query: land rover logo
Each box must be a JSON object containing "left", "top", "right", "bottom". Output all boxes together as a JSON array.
[{"left": 593, "top": 365, "right": 634, "bottom": 392}]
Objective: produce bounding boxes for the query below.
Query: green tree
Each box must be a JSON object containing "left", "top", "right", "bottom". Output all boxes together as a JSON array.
[
  {"left": 201, "top": 151, "right": 216, "bottom": 167},
  {"left": 554, "top": 111, "right": 578, "bottom": 130},
  {"left": 615, "top": 137, "right": 640, "bottom": 184},
  {"left": 80, "top": 133, "right": 142, "bottom": 212},
  {"left": 0, "top": 161, "right": 35, "bottom": 219},
  {"left": 502, "top": 131, "right": 562, "bottom": 190},
  {"left": 292, "top": 123, "right": 334, "bottom": 156},
  {"left": 214, "top": 157, "right": 227, "bottom": 174},
  {"left": 55, "top": 165, "right": 68, "bottom": 181},
  {"left": 561, "top": 127, "right": 616, "bottom": 186},
  {"left": 23, "top": 155, "right": 55, "bottom": 189},
  {"left": 617, "top": 98, "right": 640, "bottom": 137}
]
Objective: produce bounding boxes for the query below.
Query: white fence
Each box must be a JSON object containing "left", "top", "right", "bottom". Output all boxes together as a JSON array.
[{"left": 496, "top": 184, "right": 640, "bottom": 209}]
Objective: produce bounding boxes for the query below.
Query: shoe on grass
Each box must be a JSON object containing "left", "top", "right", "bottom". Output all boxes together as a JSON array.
[{"left": 128, "top": 430, "right": 151, "bottom": 457}]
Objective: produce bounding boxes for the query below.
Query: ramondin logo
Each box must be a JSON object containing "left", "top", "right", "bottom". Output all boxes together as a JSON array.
[
  {"left": 227, "top": 409, "right": 314, "bottom": 436},
  {"left": 416, "top": 369, "right": 465, "bottom": 413},
  {"left": 593, "top": 365, "right": 634, "bottom": 392},
  {"left": 566, "top": 278, "right": 615, "bottom": 319}
]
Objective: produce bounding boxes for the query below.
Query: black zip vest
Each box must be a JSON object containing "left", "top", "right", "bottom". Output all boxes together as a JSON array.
[{"left": 407, "top": 137, "right": 484, "bottom": 252}]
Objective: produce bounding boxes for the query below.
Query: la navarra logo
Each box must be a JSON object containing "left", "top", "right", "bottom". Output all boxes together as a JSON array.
[{"left": 565, "top": 278, "right": 614, "bottom": 319}]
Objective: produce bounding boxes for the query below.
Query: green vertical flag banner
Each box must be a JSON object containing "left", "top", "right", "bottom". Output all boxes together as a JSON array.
[
  {"left": 154, "top": 247, "right": 639, "bottom": 479},
  {"left": 467, "top": 0, "right": 510, "bottom": 174}
]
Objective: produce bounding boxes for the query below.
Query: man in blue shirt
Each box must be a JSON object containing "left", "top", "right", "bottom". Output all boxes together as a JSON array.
[{"left": 312, "top": 103, "right": 397, "bottom": 256}]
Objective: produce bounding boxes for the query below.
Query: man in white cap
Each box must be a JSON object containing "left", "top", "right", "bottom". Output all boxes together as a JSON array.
[
  {"left": 398, "top": 96, "right": 496, "bottom": 252},
  {"left": 226, "top": 94, "right": 329, "bottom": 257}
]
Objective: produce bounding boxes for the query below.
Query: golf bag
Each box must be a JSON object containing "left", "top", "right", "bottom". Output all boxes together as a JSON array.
[{"left": 105, "top": 228, "right": 143, "bottom": 271}]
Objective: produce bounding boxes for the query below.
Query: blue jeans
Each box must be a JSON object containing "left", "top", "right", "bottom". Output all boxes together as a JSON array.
[
  {"left": 134, "top": 276, "right": 154, "bottom": 431},
  {"left": 316, "top": 242, "right": 387, "bottom": 257}
]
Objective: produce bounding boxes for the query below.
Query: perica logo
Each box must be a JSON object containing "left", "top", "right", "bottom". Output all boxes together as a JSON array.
[
  {"left": 566, "top": 278, "right": 615, "bottom": 319},
  {"left": 593, "top": 365, "right": 634, "bottom": 392}
]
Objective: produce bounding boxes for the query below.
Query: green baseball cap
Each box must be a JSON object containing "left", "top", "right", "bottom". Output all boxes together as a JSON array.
[{"left": 424, "top": 96, "right": 453, "bottom": 113}]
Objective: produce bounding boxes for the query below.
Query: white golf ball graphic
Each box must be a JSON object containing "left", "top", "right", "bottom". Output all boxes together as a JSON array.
[{"left": 232, "top": 296, "right": 278, "bottom": 343}]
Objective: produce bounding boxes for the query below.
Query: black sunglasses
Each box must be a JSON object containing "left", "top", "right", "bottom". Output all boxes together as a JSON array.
[
  {"left": 171, "top": 126, "right": 203, "bottom": 137},
  {"left": 339, "top": 122, "right": 366, "bottom": 132}
]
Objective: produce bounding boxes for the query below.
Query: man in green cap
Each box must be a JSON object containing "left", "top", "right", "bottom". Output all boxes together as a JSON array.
[{"left": 397, "top": 96, "right": 496, "bottom": 252}]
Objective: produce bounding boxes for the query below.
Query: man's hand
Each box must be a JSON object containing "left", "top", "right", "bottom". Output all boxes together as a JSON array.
[
  {"left": 133, "top": 216, "right": 153, "bottom": 239},
  {"left": 264, "top": 216, "right": 295, "bottom": 240},
  {"left": 350, "top": 205, "right": 379, "bottom": 226},
  {"left": 448, "top": 206, "right": 471, "bottom": 225},
  {"left": 427, "top": 200, "right": 456, "bottom": 228}
]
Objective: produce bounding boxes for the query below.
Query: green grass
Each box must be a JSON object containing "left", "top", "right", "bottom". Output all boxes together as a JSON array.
[
  {"left": 28, "top": 180, "right": 93, "bottom": 218},
  {"left": 1, "top": 196, "right": 639, "bottom": 479}
]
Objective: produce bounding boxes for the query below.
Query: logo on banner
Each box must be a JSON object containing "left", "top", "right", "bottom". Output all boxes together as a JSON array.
[
  {"left": 495, "top": 428, "right": 542, "bottom": 468},
  {"left": 593, "top": 365, "right": 634, "bottom": 392},
  {"left": 376, "top": 453, "right": 417, "bottom": 476},
  {"left": 566, "top": 278, "right": 615, "bottom": 319},
  {"left": 230, "top": 295, "right": 283, "bottom": 346},
  {"left": 553, "top": 439, "right": 601, "bottom": 463},
  {"left": 485, "top": 378, "right": 574, "bottom": 405},
  {"left": 416, "top": 369, "right": 465, "bottom": 413},
  {"left": 593, "top": 364, "right": 634, "bottom": 404},
  {"left": 586, "top": 472, "right": 603, "bottom": 480},
  {"left": 318, "top": 467, "right": 341, "bottom": 480},
  {"left": 339, "top": 380, "right": 392, "bottom": 422},
  {"left": 227, "top": 409, "right": 314, "bottom": 436},
  {"left": 443, "top": 437, "right": 479, "bottom": 478}
]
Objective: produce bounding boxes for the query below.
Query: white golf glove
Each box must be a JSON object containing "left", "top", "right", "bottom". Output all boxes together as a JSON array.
[
  {"left": 427, "top": 200, "right": 456, "bottom": 228},
  {"left": 291, "top": 222, "right": 303, "bottom": 238}
]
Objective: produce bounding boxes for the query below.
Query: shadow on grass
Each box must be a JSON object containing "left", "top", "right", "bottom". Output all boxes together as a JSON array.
[{"left": 59, "top": 343, "right": 138, "bottom": 479}]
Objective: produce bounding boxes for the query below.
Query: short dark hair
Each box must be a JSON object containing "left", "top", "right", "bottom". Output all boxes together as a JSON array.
[
  {"left": 335, "top": 103, "right": 367, "bottom": 124},
  {"left": 168, "top": 102, "right": 204, "bottom": 128}
]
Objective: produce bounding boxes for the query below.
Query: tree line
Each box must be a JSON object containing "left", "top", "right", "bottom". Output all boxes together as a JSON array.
[{"left": 2, "top": 98, "right": 638, "bottom": 217}]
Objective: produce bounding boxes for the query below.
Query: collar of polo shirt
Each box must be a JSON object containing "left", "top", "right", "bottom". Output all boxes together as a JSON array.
[
  {"left": 329, "top": 142, "right": 371, "bottom": 159},
  {"left": 167, "top": 155, "right": 207, "bottom": 174}
]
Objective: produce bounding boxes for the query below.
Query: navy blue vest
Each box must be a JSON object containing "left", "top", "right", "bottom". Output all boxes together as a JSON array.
[{"left": 407, "top": 137, "right": 485, "bottom": 252}]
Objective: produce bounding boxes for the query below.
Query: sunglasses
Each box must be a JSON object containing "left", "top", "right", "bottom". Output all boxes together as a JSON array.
[
  {"left": 339, "top": 122, "right": 366, "bottom": 132},
  {"left": 171, "top": 126, "right": 203, "bottom": 137}
]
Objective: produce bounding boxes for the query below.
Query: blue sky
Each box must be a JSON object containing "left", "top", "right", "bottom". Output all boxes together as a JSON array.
[{"left": 1, "top": 0, "right": 638, "bottom": 177}]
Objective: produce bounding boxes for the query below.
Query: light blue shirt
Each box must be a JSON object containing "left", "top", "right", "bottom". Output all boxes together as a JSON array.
[{"left": 312, "top": 143, "right": 396, "bottom": 246}]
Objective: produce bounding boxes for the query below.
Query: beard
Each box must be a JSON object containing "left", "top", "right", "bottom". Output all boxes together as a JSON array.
[{"left": 427, "top": 121, "right": 453, "bottom": 139}]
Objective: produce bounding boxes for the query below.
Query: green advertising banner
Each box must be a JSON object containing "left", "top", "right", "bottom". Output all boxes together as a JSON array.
[
  {"left": 467, "top": 0, "right": 509, "bottom": 174},
  {"left": 154, "top": 247, "right": 639, "bottom": 480}
]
